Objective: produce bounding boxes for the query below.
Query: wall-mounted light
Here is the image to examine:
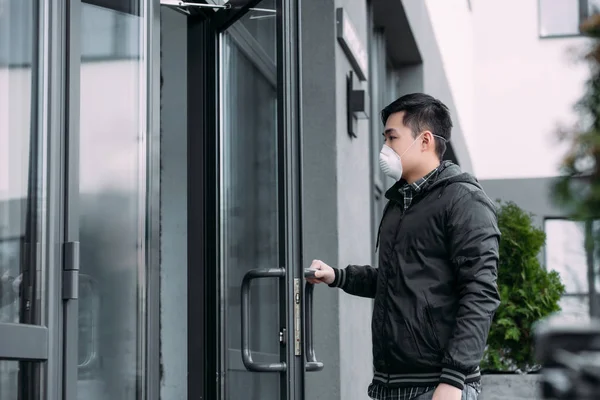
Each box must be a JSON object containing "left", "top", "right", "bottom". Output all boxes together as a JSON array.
[{"left": 347, "top": 71, "right": 370, "bottom": 138}]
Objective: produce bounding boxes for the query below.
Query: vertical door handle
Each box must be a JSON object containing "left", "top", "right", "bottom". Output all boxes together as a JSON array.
[
  {"left": 304, "top": 280, "right": 324, "bottom": 371},
  {"left": 241, "top": 268, "right": 287, "bottom": 372},
  {"left": 78, "top": 274, "right": 100, "bottom": 372}
]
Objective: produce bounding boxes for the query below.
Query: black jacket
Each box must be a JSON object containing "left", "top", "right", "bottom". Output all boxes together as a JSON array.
[{"left": 329, "top": 162, "right": 501, "bottom": 390}]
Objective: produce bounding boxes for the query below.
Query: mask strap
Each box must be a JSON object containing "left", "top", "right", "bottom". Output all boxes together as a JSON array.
[
  {"left": 399, "top": 133, "right": 448, "bottom": 157},
  {"left": 385, "top": 133, "right": 449, "bottom": 158}
]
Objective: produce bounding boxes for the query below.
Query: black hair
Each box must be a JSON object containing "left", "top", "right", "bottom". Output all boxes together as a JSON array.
[{"left": 380, "top": 93, "right": 452, "bottom": 160}]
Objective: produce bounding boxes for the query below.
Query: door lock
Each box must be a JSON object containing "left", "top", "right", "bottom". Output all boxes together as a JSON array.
[{"left": 279, "top": 328, "right": 286, "bottom": 345}]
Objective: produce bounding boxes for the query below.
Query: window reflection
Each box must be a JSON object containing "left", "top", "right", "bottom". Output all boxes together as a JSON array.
[
  {"left": 0, "top": 361, "right": 20, "bottom": 399},
  {"left": 221, "top": 16, "right": 280, "bottom": 399},
  {"left": 0, "top": 0, "right": 40, "bottom": 325},
  {"left": 81, "top": 4, "right": 141, "bottom": 61},
  {"left": 545, "top": 220, "right": 588, "bottom": 294},
  {"left": 545, "top": 219, "right": 593, "bottom": 323},
  {"left": 539, "top": 0, "right": 581, "bottom": 37},
  {"left": 0, "top": 1, "right": 41, "bottom": 396},
  {"left": 77, "top": 2, "right": 146, "bottom": 399}
]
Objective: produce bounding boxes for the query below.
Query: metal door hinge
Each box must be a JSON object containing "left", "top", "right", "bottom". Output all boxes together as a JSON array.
[{"left": 63, "top": 241, "right": 80, "bottom": 300}]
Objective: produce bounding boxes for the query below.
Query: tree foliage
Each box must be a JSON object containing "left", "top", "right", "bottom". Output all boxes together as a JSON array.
[
  {"left": 552, "top": 14, "right": 600, "bottom": 224},
  {"left": 481, "top": 201, "right": 565, "bottom": 372}
]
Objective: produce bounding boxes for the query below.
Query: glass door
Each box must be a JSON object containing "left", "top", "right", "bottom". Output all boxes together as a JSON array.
[
  {"left": 75, "top": 1, "right": 149, "bottom": 399},
  {"left": 61, "top": 0, "right": 160, "bottom": 399},
  {"left": 219, "top": 3, "right": 281, "bottom": 399},
  {"left": 216, "top": 1, "right": 322, "bottom": 399},
  {"left": 2, "top": 0, "right": 161, "bottom": 399},
  {"left": 0, "top": 0, "right": 48, "bottom": 399},
  {"left": 167, "top": 0, "right": 324, "bottom": 398}
]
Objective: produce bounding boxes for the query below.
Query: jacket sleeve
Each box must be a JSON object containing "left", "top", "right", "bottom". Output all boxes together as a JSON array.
[
  {"left": 440, "top": 189, "right": 501, "bottom": 390},
  {"left": 328, "top": 265, "right": 378, "bottom": 298}
]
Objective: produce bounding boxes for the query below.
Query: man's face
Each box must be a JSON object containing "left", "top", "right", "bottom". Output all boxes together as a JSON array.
[{"left": 383, "top": 111, "right": 421, "bottom": 177}]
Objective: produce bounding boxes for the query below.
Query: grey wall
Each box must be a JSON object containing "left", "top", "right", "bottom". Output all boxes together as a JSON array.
[
  {"left": 301, "top": 0, "right": 374, "bottom": 399},
  {"left": 300, "top": 0, "right": 342, "bottom": 398},
  {"left": 396, "top": 64, "right": 424, "bottom": 95},
  {"left": 334, "top": 0, "right": 375, "bottom": 399},
  {"left": 160, "top": 8, "right": 188, "bottom": 399},
  {"left": 480, "top": 177, "right": 567, "bottom": 229}
]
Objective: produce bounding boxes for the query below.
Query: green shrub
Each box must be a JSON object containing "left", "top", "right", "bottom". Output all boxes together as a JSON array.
[{"left": 481, "top": 201, "right": 565, "bottom": 372}]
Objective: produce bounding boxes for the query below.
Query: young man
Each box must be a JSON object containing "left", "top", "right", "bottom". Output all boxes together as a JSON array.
[{"left": 307, "top": 93, "right": 501, "bottom": 400}]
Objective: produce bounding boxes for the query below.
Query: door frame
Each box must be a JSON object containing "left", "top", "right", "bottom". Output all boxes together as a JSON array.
[
  {"left": 186, "top": 0, "right": 305, "bottom": 399},
  {"left": 0, "top": 0, "right": 56, "bottom": 398}
]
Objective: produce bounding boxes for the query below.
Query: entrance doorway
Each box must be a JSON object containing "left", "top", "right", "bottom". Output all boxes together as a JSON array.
[{"left": 159, "top": 0, "right": 324, "bottom": 398}]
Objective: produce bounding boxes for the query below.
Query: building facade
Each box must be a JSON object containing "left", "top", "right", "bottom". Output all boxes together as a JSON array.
[
  {"left": 0, "top": 0, "right": 594, "bottom": 399},
  {"left": 473, "top": 0, "right": 600, "bottom": 333}
]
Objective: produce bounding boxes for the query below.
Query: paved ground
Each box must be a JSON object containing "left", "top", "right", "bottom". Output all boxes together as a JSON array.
[{"left": 480, "top": 374, "right": 541, "bottom": 400}]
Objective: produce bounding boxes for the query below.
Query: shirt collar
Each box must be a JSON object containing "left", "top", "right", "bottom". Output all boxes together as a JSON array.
[{"left": 402, "top": 167, "right": 439, "bottom": 194}]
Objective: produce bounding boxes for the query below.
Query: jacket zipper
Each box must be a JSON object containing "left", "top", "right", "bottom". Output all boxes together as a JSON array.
[
  {"left": 380, "top": 180, "right": 444, "bottom": 376},
  {"left": 375, "top": 202, "right": 392, "bottom": 251},
  {"left": 381, "top": 201, "right": 404, "bottom": 378}
]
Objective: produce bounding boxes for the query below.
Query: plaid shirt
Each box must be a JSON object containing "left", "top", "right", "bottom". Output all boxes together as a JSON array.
[
  {"left": 368, "top": 384, "right": 436, "bottom": 400},
  {"left": 370, "top": 167, "right": 440, "bottom": 400},
  {"left": 368, "top": 382, "right": 480, "bottom": 400},
  {"left": 399, "top": 167, "right": 438, "bottom": 212}
]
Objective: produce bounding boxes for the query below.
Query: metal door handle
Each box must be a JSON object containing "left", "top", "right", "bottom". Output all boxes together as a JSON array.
[
  {"left": 304, "top": 280, "right": 324, "bottom": 371},
  {"left": 78, "top": 274, "right": 100, "bottom": 372},
  {"left": 241, "top": 268, "right": 286, "bottom": 372}
]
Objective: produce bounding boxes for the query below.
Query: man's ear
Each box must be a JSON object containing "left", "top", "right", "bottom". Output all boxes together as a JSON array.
[{"left": 421, "top": 131, "right": 434, "bottom": 150}]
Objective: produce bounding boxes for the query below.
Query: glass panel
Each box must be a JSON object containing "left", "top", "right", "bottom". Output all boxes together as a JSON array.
[
  {"left": 159, "top": 7, "right": 189, "bottom": 398},
  {"left": 77, "top": 2, "right": 146, "bottom": 399},
  {"left": 0, "top": 0, "right": 41, "bottom": 325},
  {"left": 221, "top": 6, "right": 280, "bottom": 399},
  {"left": 0, "top": 361, "right": 20, "bottom": 398},
  {"left": 545, "top": 219, "right": 588, "bottom": 294},
  {"left": 539, "top": 0, "right": 580, "bottom": 37},
  {"left": 239, "top": 0, "right": 276, "bottom": 62},
  {"left": 81, "top": 4, "right": 141, "bottom": 61}
]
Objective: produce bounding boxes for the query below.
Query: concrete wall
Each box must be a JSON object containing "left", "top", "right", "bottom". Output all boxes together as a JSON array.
[
  {"left": 301, "top": 0, "right": 374, "bottom": 398},
  {"left": 300, "top": 0, "right": 342, "bottom": 398},
  {"left": 471, "top": 0, "right": 589, "bottom": 179},
  {"left": 480, "top": 177, "right": 567, "bottom": 229},
  {"left": 418, "top": 0, "right": 591, "bottom": 180},
  {"left": 334, "top": 0, "right": 375, "bottom": 398}
]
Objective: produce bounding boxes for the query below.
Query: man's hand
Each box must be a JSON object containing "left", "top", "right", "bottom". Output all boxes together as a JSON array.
[
  {"left": 305, "top": 259, "right": 335, "bottom": 285},
  {"left": 432, "top": 383, "right": 462, "bottom": 400}
]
